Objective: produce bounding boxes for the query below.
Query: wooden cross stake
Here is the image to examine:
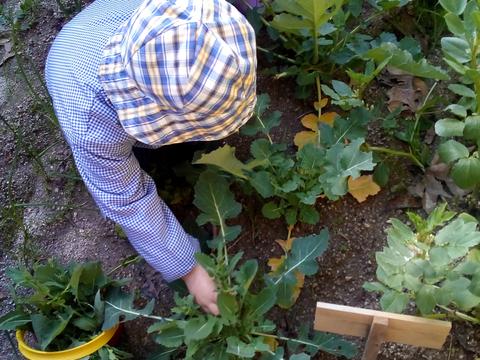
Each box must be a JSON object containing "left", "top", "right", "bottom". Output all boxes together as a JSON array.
[{"left": 314, "top": 302, "right": 452, "bottom": 360}]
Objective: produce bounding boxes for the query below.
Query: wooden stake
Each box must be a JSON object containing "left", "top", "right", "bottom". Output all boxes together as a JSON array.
[
  {"left": 362, "top": 317, "right": 389, "bottom": 360},
  {"left": 314, "top": 302, "right": 451, "bottom": 349}
]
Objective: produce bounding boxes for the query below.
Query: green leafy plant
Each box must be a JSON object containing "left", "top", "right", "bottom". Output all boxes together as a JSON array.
[
  {"left": 194, "top": 94, "right": 375, "bottom": 225},
  {"left": 251, "top": 1, "right": 447, "bottom": 102},
  {"left": 364, "top": 204, "right": 480, "bottom": 324},
  {"left": 105, "top": 169, "right": 358, "bottom": 359},
  {"left": 434, "top": 0, "right": 480, "bottom": 189},
  {"left": 0, "top": 260, "right": 140, "bottom": 357}
]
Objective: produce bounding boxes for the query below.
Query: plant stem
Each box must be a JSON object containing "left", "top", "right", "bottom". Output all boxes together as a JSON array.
[
  {"left": 252, "top": 331, "right": 346, "bottom": 355},
  {"left": 255, "top": 115, "right": 273, "bottom": 144},
  {"left": 105, "top": 301, "right": 173, "bottom": 322},
  {"left": 470, "top": 35, "right": 480, "bottom": 114},
  {"left": 256, "top": 46, "right": 297, "bottom": 65},
  {"left": 366, "top": 145, "right": 425, "bottom": 170},
  {"left": 316, "top": 75, "right": 322, "bottom": 144},
  {"left": 107, "top": 255, "right": 142, "bottom": 276},
  {"left": 437, "top": 305, "right": 480, "bottom": 324}
]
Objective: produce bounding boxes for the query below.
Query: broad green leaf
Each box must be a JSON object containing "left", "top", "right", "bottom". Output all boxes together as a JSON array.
[
  {"left": 444, "top": 13, "right": 465, "bottom": 35},
  {"left": 285, "top": 207, "right": 298, "bottom": 225},
  {"left": 153, "top": 324, "right": 184, "bottom": 348},
  {"left": 68, "top": 264, "right": 83, "bottom": 299},
  {"left": 226, "top": 336, "right": 256, "bottom": 358},
  {"left": 445, "top": 104, "right": 467, "bottom": 118},
  {"left": 416, "top": 285, "right": 437, "bottom": 314},
  {"left": 242, "top": 109, "right": 282, "bottom": 138},
  {"left": 262, "top": 201, "right": 283, "bottom": 219},
  {"left": 194, "top": 145, "right": 249, "bottom": 179},
  {"left": 451, "top": 157, "right": 480, "bottom": 188},
  {"left": 435, "top": 118, "right": 465, "bottom": 137},
  {"left": 452, "top": 290, "right": 480, "bottom": 311},
  {"left": 299, "top": 205, "right": 319, "bottom": 225},
  {"left": 283, "top": 230, "right": 329, "bottom": 277},
  {"left": 435, "top": 218, "right": 480, "bottom": 255},
  {"left": 234, "top": 260, "right": 258, "bottom": 300},
  {"left": 363, "top": 282, "right": 388, "bottom": 292},
  {"left": 217, "top": 292, "right": 238, "bottom": 324},
  {"left": 332, "top": 80, "right": 353, "bottom": 96},
  {"left": 245, "top": 286, "right": 277, "bottom": 318},
  {"left": 31, "top": 308, "right": 74, "bottom": 350},
  {"left": 469, "top": 272, "right": 480, "bottom": 296},
  {"left": 439, "top": 0, "right": 467, "bottom": 15},
  {"left": 254, "top": 93, "right": 271, "bottom": 117},
  {"left": 250, "top": 171, "right": 275, "bottom": 198},
  {"left": 270, "top": 13, "right": 311, "bottom": 35},
  {"left": 295, "top": 326, "right": 358, "bottom": 358},
  {"left": 373, "top": 162, "right": 390, "bottom": 186},
  {"left": 438, "top": 140, "right": 469, "bottom": 163},
  {"left": 195, "top": 253, "right": 216, "bottom": 274},
  {"left": 72, "top": 316, "right": 97, "bottom": 331},
  {"left": 321, "top": 138, "right": 375, "bottom": 197},
  {"left": 448, "top": 83, "right": 476, "bottom": 98},
  {"left": 0, "top": 310, "right": 31, "bottom": 330},
  {"left": 194, "top": 170, "right": 242, "bottom": 244},
  {"left": 271, "top": 0, "right": 344, "bottom": 38},
  {"left": 444, "top": 57, "right": 468, "bottom": 74},
  {"left": 379, "top": 291, "right": 409, "bottom": 313},
  {"left": 429, "top": 247, "right": 451, "bottom": 267},
  {"left": 463, "top": 116, "right": 480, "bottom": 141},
  {"left": 184, "top": 316, "right": 217, "bottom": 342},
  {"left": 365, "top": 42, "right": 449, "bottom": 79},
  {"left": 103, "top": 288, "right": 154, "bottom": 330},
  {"left": 442, "top": 37, "right": 471, "bottom": 63}
]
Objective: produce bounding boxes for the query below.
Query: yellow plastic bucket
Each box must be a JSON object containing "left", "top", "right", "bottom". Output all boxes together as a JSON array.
[{"left": 16, "top": 324, "right": 119, "bottom": 360}]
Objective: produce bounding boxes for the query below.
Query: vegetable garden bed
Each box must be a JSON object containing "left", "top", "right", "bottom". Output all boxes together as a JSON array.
[{"left": 1, "top": 0, "right": 480, "bottom": 359}]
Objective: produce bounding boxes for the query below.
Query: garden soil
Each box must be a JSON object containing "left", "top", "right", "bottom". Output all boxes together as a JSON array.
[{"left": 0, "top": 1, "right": 479, "bottom": 359}]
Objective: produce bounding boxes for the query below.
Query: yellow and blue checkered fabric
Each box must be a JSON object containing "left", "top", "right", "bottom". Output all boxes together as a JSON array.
[
  {"left": 99, "top": 0, "right": 257, "bottom": 145},
  {"left": 45, "top": 0, "right": 256, "bottom": 282}
]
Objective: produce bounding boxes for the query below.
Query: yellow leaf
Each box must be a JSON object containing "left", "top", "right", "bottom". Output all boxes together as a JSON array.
[
  {"left": 268, "top": 256, "right": 285, "bottom": 272},
  {"left": 314, "top": 98, "right": 329, "bottom": 110},
  {"left": 292, "top": 272, "right": 305, "bottom": 302},
  {"left": 278, "top": 271, "right": 305, "bottom": 309},
  {"left": 263, "top": 336, "right": 278, "bottom": 351},
  {"left": 300, "top": 113, "right": 319, "bottom": 131},
  {"left": 319, "top": 112, "right": 338, "bottom": 126},
  {"left": 275, "top": 236, "right": 295, "bottom": 252},
  {"left": 348, "top": 175, "right": 381, "bottom": 203},
  {"left": 293, "top": 131, "right": 317, "bottom": 149}
]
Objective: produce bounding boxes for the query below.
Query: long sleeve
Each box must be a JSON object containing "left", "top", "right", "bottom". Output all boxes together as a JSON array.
[{"left": 70, "top": 136, "right": 200, "bottom": 282}]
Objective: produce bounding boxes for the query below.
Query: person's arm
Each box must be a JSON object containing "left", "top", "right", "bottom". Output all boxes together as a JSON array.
[{"left": 70, "top": 134, "right": 218, "bottom": 314}]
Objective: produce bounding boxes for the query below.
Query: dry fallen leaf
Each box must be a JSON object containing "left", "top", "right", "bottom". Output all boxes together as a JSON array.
[
  {"left": 407, "top": 153, "right": 469, "bottom": 212},
  {"left": 348, "top": 175, "right": 381, "bottom": 202},
  {"left": 382, "top": 68, "right": 428, "bottom": 113}
]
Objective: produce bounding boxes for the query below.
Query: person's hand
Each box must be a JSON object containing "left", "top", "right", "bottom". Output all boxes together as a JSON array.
[{"left": 182, "top": 264, "right": 219, "bottom": 315}]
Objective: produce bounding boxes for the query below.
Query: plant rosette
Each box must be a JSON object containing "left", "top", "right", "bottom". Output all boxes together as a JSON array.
[
  {"left": 0, "top": 260, "right": 138, "bottom": 359},
  {"left": 364, "top": 204, "right": 480, "bottom": 324}
]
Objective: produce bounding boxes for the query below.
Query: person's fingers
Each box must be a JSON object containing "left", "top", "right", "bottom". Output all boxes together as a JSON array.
[{"left": 208, "top": 303, "right": 220, "bottom": 316}]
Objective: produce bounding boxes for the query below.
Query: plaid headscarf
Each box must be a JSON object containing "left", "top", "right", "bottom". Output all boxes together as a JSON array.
[{"left": 98, "top": 0, "right": 257, "bottom": 146}]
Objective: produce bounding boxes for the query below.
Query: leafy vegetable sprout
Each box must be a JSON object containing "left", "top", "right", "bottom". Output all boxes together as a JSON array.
[{"left": 365, "top": 203, "right": 480, "bottom": 325}]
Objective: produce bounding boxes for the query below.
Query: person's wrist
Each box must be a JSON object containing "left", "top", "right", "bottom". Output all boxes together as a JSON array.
[{"left": 181, "top": 263, "right": 199, "bottom": 285}]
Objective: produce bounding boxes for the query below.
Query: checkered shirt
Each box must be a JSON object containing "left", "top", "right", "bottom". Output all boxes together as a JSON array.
[{"left": 45, "top": 0, "right": 254, "bottom": 282}]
